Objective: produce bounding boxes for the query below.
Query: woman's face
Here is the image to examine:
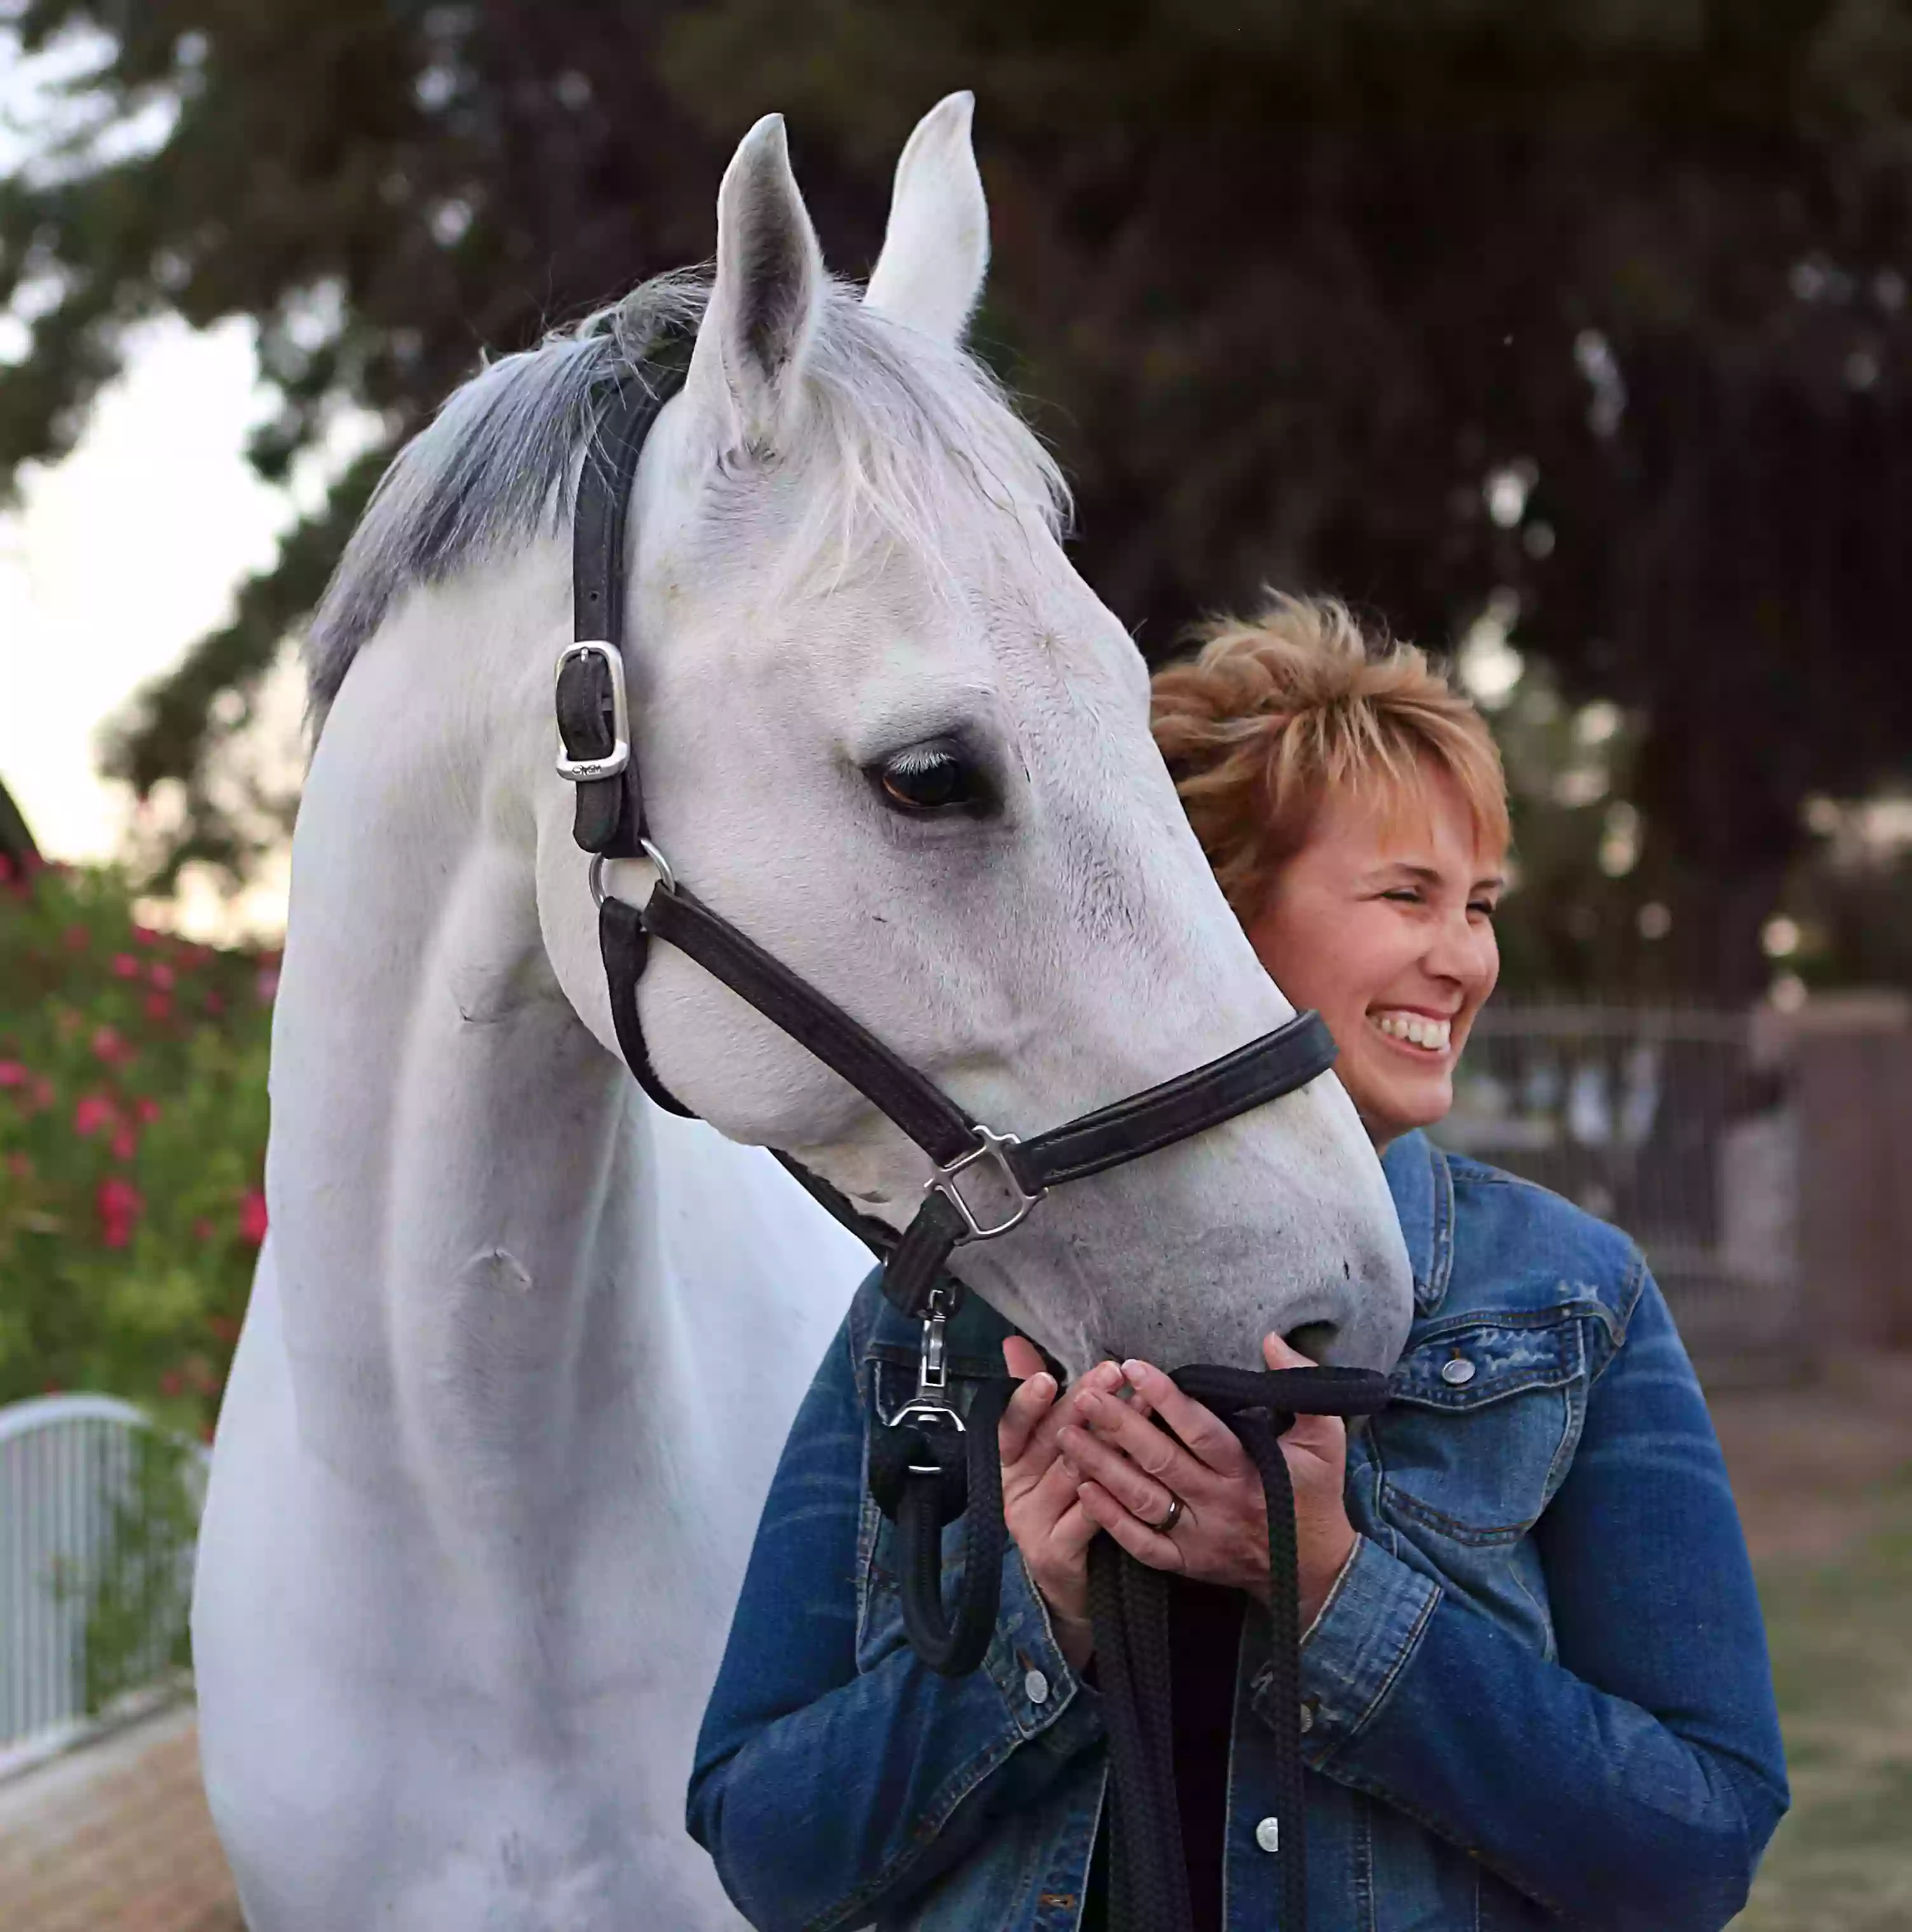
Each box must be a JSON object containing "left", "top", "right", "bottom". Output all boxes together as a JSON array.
[{"left": 1246, "top": 767, "right": 1503, "bottom": 1148}]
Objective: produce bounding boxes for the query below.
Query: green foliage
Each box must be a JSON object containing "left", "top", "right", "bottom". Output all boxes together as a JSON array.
[
  {"left": 1738, "top": 1474, "right": 1912, "bottom": 1929},
  {"left": 50, "top": 1422, "right": 200, "bottom": 1715},
  {"left": 5, "top": 2, "right": 1912, "bottom": 993},
  {"left": 0, "top": 854, "right": 272, "bottom": 1437}
]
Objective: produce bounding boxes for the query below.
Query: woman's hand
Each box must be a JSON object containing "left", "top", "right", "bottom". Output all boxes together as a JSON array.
[
  {"left": 998, "top": 1338, "right": 1123, "bottom": 1671},
  {"left": 1060, "top": 1332, "right": 1358, "bottom": 1628}
]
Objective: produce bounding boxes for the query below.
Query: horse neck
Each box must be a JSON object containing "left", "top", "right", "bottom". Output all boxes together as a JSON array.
[{"left": 266, "top": 583, "right": 686, "bottom": 1513}]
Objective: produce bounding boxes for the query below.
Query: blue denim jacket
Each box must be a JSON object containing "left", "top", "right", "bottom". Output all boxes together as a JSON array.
[{"left": 690, "top": 1134, "right": 1789, "bottom": 1929}]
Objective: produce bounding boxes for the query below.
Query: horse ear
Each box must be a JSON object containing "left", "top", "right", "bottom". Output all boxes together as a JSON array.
[
  {"left": 688, "top": 114, "right": 825, "bottom": 450},
  {"left": 864, "top": 92, "right": 988, "bottom": 345}
]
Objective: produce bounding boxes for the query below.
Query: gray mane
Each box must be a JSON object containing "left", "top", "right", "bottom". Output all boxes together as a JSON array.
[{"left": 306, "top": 269, "right": 1067, "bottom": 711}]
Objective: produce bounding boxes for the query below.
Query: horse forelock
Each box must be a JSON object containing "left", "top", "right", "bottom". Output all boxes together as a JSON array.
[{"left": 304, "top": 269, "right": 1068, "bottom": 724}]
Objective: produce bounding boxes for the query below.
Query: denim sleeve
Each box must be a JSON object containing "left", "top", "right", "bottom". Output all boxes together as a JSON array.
[
  {"left": 1267, "top": 1269, "right": 1789, "bottom": 1930},
  {"left": 687, "top": 1308, "right": 1102, "bottom": 1932}
]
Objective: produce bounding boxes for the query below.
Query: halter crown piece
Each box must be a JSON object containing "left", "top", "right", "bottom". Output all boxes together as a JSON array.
[{"left": 555, "top": 337, "right": 1390, "bottom": 1932}]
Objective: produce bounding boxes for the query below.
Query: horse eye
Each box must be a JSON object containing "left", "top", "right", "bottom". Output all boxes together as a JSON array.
[{"left": 875, "top": 742, "right": 987, "bottom": 815}]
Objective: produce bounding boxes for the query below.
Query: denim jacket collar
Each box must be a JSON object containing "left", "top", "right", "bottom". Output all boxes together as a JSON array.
[{"left": 1380, "top": 1129, "right": 1455, "bottom": 1317}]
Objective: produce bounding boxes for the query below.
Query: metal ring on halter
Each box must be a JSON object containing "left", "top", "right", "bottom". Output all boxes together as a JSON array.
[
  {"left": 588, "top": 839, "right": 678, "bottom": 910},
  {"left": 1148, "top": 1492, "right": 1185, "bottom": 1536}
]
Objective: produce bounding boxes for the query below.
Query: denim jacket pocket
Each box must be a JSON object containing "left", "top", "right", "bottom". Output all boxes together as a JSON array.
[{"left": 1369, "top": 1312, "right": 1587, "bottom": 1548}]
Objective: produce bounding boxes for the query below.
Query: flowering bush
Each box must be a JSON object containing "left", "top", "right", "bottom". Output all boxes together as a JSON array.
[{"left": 0, "top": 855, "right": 273, "bottom": 1438}]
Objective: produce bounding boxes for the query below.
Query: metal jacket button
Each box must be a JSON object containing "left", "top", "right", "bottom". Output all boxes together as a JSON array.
[
  {"left": 1023, "top": 1668, "right": 1050, "bottom": 1706},
  {"left": 1255, "top": 1816, "right": 1281, "bottom": 1853},
  {"left": 1440, "top": 1356, "right": 1476, "bottom": 1386}
]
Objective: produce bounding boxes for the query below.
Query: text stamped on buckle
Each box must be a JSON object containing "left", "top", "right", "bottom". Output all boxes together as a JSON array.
[{"left": 554, "top": 640, "right": 631, "bottom": 783}]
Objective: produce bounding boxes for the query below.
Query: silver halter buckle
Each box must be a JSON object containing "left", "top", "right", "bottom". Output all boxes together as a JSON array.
[
  {"left": 926, "top": 1125, "right": 1047, "bottom": 1242},
  {"left": 554, "top": 640, "right": 631, "bottom": 782}
]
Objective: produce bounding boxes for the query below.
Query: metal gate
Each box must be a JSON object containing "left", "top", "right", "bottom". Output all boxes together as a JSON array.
[
  {"left": 0, "top": 1394, "right": 205, "bottom": 1768},
  {"left": 1437, "top": 1005, "right": 1802, "bottom": 1379}
]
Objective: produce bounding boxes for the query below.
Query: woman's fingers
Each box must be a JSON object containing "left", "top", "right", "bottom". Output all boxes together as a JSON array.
[
  {"left": 1261, "top": 1332, "right": 1313, "bottom": 1371},
  {"left": 1117, "top": 1359, "right": 1253, "bottom": 1480},
  {"left": 1077, "top": 1479, "right": 1184, "bottom": 1572},
  {"left": 998, "top": 1366, "right": 1057, "bottom": 1467},
  {"left": 1058, "top": 1419, "right": 1182, "bottom": 1529},
  {"left": 1260, "top": 1331, "right": 1347, "bottom": 1462},
  {"left": 1025, "top": 1446, "right": 1084, "bottom": 1524},
  {"left": 1072, "top": 1381, "right": 1219, "bottom": 1499},
  {"left": 1048, "top": 1497, "right": 1100, "bottom": 1567},
  {"left": 1004, "top": 1335, "right": 1048, "bottom": 1382},
  {"left": 1002, "top": 1351, "right": 1128, "bottom": 1477}
]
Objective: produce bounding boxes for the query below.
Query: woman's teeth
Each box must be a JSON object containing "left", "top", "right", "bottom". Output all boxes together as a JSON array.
[{"left": 1371, "top": 1010, "right": 1452, "bottom": 1053}]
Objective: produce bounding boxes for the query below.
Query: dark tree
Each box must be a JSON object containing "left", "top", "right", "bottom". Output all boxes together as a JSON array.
[
  {"left": 5, "top": 1, "right": 1911, "bottom": 995},
  {"left": 0, "top": 773, "right": 38, "bottom": 867}
]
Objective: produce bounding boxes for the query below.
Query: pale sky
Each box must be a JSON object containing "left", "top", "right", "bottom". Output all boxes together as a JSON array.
[
  {"left": 0, "top": 316, "right": 307, "bottom": 938},
  {"left": 0, "top": 28, "right": 313, "bottom": 940}
]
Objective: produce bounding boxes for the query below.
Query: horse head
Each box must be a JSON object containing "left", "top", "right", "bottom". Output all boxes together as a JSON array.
[{"left": 315, "top": 96, "right": 1413, "bottom": 1383}]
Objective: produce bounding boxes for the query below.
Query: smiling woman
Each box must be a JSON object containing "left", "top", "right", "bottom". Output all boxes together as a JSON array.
[
  {"left": 1151, "top": 595, "right": 1509, "bottom": 1145},
  {"left": 690, "top": 592, "right": 1789, "bottom": 1932}
]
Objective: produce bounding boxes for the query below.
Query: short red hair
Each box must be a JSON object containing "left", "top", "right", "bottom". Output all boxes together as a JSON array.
[{"left": 1149, "top": 595, "right": 1509, "bottom": 918}]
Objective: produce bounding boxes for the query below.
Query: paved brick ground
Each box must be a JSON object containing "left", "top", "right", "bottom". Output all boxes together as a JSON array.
[{"left": 0, "top": 1702, "right": 243, "bottom": 1932}]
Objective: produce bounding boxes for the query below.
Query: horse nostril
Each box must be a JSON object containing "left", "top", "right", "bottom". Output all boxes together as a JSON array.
[{"left": 1284, "top": 1322, "right": 1337, "bottom": 1363}]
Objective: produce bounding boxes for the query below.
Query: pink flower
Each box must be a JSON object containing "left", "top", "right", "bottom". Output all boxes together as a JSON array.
[
  {"left": 92, "top": 1026, "right": 132, "bottom": 1066},
  {"left": 97, "top": 1175, "right": 144, "bottom": 1247},
  {"left": 203, "top": 990, "right": 226, "bottom": 1016},
  {"left": 134, "top": 1096, "right": 161, "bottom": 1124},
  {"left": 29, "top": 1075, "right": 52, "bottom": 1111},
  {"left": 193, "top": 1217, "right": 216, "bottom": 1242},
  {"left": 255, "top": 966, "right": 280, "bottom": 1005},
  {"left": 147, "top": 961, "right": 175, "bottom": 991},
  {"left": 74, "top": 1092, "right": 116, "bottom": 1138},
  {"left": 144, "top": 991, "right": 172, "bottom": 1021},
  {"left": 111, "top": 1124, "right": 138, "bottom": 1160},
  {"left": 238, "top": 1189, "right": 269, "bottom": 1246},
  {"left": 6, "top": 1152, "right": 32, "bottom": 1180},
  {"left": 0, "top": 854, "right": 10, "bottom": 883},
  {"left": 0, "top": 1061, "right": 27, "bottom": 1089},
  {"left": 132, "top": 925, "right": 160, "bottom": 948},
  {"left": 111, "top": 953, "right": 140, "bottom": 979},
  {"left": 64, "top": 923, "right": 89, "bottom": 951}
]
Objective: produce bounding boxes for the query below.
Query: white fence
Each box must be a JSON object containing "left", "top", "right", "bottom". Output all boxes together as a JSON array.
[{"left": 0, "top": 1394, "right": 205, "bottom": 1770}]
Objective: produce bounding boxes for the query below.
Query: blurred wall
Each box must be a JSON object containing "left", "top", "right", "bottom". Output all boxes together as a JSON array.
[{"left": 1765, "top": 993, "right": 1912, "bottom": 1354}]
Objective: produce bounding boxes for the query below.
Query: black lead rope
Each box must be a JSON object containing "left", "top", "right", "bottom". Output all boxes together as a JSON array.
[
  {"left": 1089, "top": 1364, "right": 1391, "bottom": 1932},
  {"left": 870, "top": 1359, "right": 1388, "bottom": 1932},
  {"left": 867, "top": 1372, "right": 1014, "bottom": 1675},
  {"left": 557, "top": 353, "right": 1393, "bottom": 1929}
]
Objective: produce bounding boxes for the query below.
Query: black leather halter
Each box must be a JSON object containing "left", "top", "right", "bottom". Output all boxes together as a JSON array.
[
  {"left": 555, "top": 349, "right": 1386, "bottom": 1932},
  {"left": 554, "top": 353, "right": 1342, "bottom": 1332}
]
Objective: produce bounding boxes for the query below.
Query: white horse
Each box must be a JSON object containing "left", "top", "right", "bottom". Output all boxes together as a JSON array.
[{"left": 191, "top": 95, "right": 1413, "bottom": 1931}]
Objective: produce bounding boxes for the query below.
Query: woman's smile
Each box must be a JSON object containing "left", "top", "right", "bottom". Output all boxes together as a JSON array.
[
  {"left": 1247, "top": 765, "right": 1501, "bottom": 1146},
  {"left": 1366, "top": 1007, "right": 1456, "bottom": 1054}
]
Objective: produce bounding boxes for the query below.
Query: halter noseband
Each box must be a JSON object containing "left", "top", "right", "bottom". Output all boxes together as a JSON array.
[{"left": 554, "top": 345, "right": 1387, "bottom": 1932}]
